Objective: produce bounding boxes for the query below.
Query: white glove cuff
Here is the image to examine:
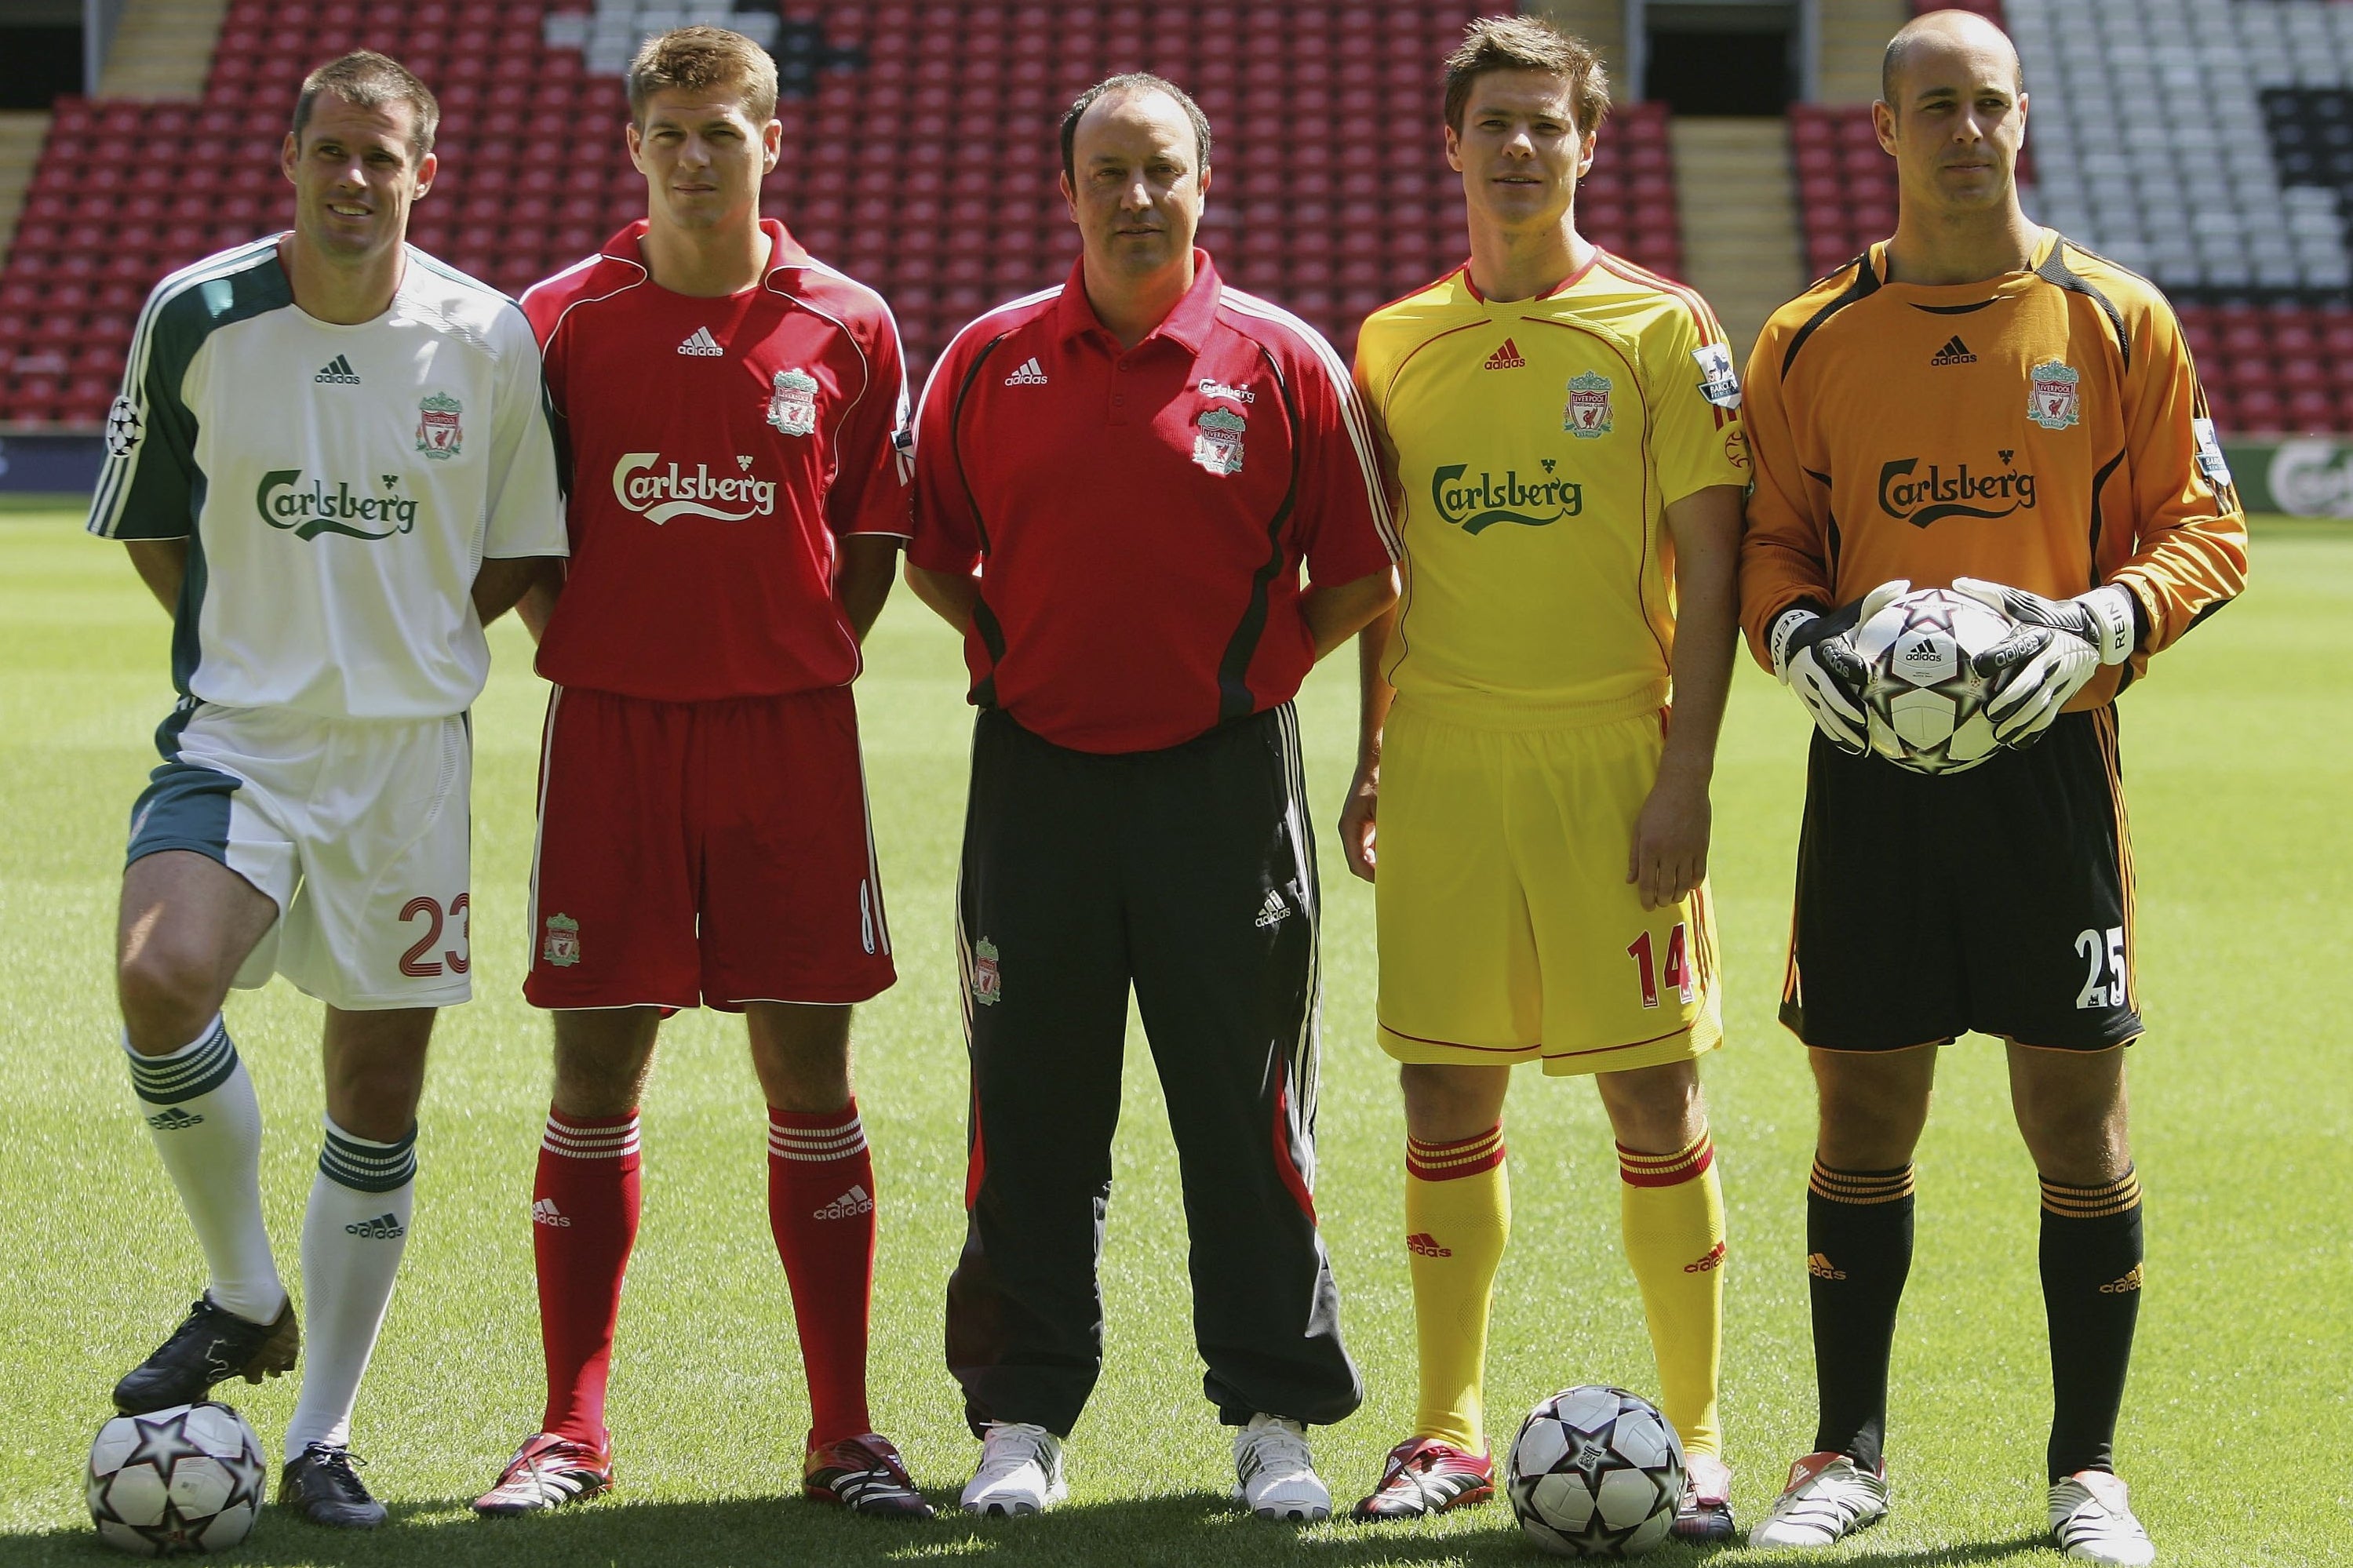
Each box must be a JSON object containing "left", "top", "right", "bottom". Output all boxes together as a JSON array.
[
  {"left": 1767, "top": 607, "right": 1812, "bottom": 682},
  {"left": 2081, "top": 584, "right": 2137, "bottom": 665}
]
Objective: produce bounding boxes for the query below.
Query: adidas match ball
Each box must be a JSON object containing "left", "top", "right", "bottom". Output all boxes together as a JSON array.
[
  {"left": 1506, "top": 1384, "right": 1685, "bottom": 1556},
  {"left": 1853, "top": 587, "right": 2014, "bottom": 776},
  {"left": 86, "top": 1402, "right": 265, "bottom": 1556}
]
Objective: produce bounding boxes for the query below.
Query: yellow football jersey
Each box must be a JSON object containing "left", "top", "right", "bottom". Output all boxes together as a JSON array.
[{"left": 1353, "top": 254, "right": 1750, "bottom": 722}]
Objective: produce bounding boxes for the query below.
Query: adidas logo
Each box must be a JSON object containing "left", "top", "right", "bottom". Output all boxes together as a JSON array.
[
  {"left": 1002, "top": 356, "right": 1049, "bottom": 386},
  {"left": 1253, "top": 889, "right": 1291, "bottom": 929},
  {"left": 313, "top": 354, "right": 361, "bottom": 384},
  {"left": 1405, "top": 1231, "right": 1452, "bottom": 1257},
  {"left": 145, "top": 1107, "right": 205, "bottom": 1130},
  {"left": 531, "top": 1198, "right": 570, "bottom": 1228},
  {"left": 1483, "top": 337, "right": 1526, "bottom": 370},
  {"left": 814, "top": 1184, "right": 874, "bottom": 1221},
  {"left": 1806, "top": 1252, "right": 1847, "bottom": 1280},
  {"left": 1928, "top": 334, "right": 1977, "bottom": 366},
  {"left": 676, "top": 326, "right": 724, "bottom": 357},
  {"left": 1683, "top": 1239, "right": 1727, "bottom": 1274},
  {"left": 344, "top": 1213, "right": 406, "bottom": 1239},
  {"left": 2099, "top": 1264, "right": 2143, "bottom": 1294}
]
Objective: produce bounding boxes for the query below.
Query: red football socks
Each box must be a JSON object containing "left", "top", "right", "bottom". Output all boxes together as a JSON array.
[
  {"left": 533, "top": 1109, "right": 641, "bottom": 1448},
  {"left": 766, "top": 1101, "right": 876, "bottom": 1447}
]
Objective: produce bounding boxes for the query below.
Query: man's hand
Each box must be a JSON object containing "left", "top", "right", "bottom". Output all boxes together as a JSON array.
[
  {"left": 1628, "top": 762, "right": 1709, "bottom": 911},
  {"left": 1339, "top": 759, "right": 1379, "bottom": 882},
  {"left": 1954, "top": 579, "right": 2137, "bottom": 747},
  {"left": 1768, "top": 580, "right": 1908, "bottom": 754}
]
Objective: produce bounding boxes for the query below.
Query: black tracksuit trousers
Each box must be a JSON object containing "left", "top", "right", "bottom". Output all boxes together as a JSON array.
[{"left": 944, "top": 702, "right": 1362, "bottom": 1437}]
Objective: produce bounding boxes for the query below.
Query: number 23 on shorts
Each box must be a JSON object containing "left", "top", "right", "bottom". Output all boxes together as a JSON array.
[{"left": 397, "top": 893, "right": 471, "bottom": 979}]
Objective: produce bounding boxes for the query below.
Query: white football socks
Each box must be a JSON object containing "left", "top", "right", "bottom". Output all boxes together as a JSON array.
[
  {"left": 283, "top": 1116, "right": 415, "bottom": 1455},
  {"left": 125, "top": 1017, "right": 286, "bottom": 1325}
]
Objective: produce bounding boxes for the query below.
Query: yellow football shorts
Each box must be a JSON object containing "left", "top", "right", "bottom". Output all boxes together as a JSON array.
[{"left": 1375, "top": 699, "right": 1723, "bottom": 1075}]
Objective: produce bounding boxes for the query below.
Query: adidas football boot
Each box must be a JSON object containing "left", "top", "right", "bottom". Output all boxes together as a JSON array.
[
  {"left": 2049, "top": 1470, "right": 2156, "bottom": 1565},
  {"left": 113, "top": 1293, "right": 300, "bottom": 1414},
  {"left": 1749, "top": 1450, "right": 1888, "bottom": 1548},
  {"left": 960, "top": 1421, "right": 1066, "bottom": 1516},
  {"left": 803, "top": 1432, "right": 934, "bottom": 1518},
  {"left": 1233, "top": 1414, "right": 1330, "bottom": 1523},
  {"left": 279, "top": 1442, "right": 386, "bottom": 1529},
  {"left": 1350, "top": 1436, "right": 1494, "bottom": 1520},
  {"left": 1671, "top": 1451, "right": 1738, "bottom": 1542},
  {"left": 472, "top": 1432, "right": 613, "bottom": 1515}
]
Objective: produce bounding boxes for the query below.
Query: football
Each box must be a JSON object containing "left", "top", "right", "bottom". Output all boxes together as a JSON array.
[
  {"left": 86, "top": 1402, "right": 266, "bottom": 1557},
  {"left": 1852, "top": 587, "right": 2016, "bottom": 775},
  {"left": 1505, "top": 1384, "right": 1685, "bottom": 1557}
]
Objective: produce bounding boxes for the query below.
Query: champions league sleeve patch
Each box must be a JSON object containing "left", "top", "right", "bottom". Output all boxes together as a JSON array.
[
  {"left": 1691, "top": 343, "right": 1743, "bottom": 410},
  {"left": 2190, "top": 417, "right": 2233, "bottom": 490}
]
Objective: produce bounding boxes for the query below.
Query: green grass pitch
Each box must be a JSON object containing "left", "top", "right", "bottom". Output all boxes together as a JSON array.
[{"left": 0, "top": 501, "right": 2344, "bottom": 1566}]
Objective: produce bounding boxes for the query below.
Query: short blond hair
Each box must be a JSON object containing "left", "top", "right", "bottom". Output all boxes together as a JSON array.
[
  {"left": 1443, "top": 15, "right": 1610, "bottom": 136},
  {"left": 293, "top": 50, "right": 439, "bottom": 158},
  {"left": 627, "top": 26, "right": 779, "bottom": 126}
]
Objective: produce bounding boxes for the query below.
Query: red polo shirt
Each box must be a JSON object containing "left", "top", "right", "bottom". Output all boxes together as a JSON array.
[{"left": 909, "top": 253, "right": 1397, "bottom": 754}]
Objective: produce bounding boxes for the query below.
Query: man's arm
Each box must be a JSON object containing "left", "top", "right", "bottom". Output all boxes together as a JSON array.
[
  {"left": 1301, "top": 566, "right": 1397, "bottom": 660},
  {"left": 126, "top": 540, "right": 188, "bottom": 613},
  {"left": 474, "top": 555, "right": 562, "bottom": 630},
  {"left": 905, "top": 561, "right": 980, "bottom": 633},
  {"left": 1338, "top": 605, "right": 1397, "bottom": 882},
  {"left": 1630, "top": 483, "right": 1743, "bottom": 911},
  {"left": 836, "top": 534, "right": 901, "bottom": 643}
]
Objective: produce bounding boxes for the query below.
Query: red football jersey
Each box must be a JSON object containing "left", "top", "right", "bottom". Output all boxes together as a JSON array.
[{"left": 521, "top": 220, "right": 910, "bottom": 700}]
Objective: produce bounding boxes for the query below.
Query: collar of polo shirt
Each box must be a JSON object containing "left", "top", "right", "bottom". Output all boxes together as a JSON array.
[
  {"left": 1052, "top": 248, "right": 1222, "bottom": 353},
  {"left": 599, "top": 216, "right": 814, "bottom": 287}
]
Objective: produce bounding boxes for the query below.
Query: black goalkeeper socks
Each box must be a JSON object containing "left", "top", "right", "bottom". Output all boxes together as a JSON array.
[
  {"left": 2039, "top": 1167, "right": 2145, "bottom": 1481},
  {"left": 1805, "top": 1160, "right": 1916, "bottom": 1472}
]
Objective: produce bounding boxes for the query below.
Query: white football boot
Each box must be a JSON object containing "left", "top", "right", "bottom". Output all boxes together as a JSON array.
[
  {"left": 1748, "top": 1451, "right": 1889, "bottom": 1548},
  {"left": 960, "top": 1421, "right": 1067, "bottom": 1517},
  {"left": 2049, "top": 1470, "right": 2156, "bottom": 1564},
  {"left": 1233, "top": 1413, "right": 1331, "bottom": 1523}
]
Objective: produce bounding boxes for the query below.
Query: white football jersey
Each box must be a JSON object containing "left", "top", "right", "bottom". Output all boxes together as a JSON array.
[{"left": 89, "top": 237, "right": 566, "bottom": 720}]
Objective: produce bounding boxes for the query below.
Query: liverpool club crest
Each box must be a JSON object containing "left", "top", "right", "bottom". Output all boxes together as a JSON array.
[
  {"left": 1565, "top": 370, "right": 1613, "bottom": 438},
  {"left": 2027, "top": 360, "right": 2081, "bottom": 431},
  {"left": 1192, "top": 407, "right": 1248, "bottom": 475},
  {"left": 415, "top": 392, "right": 462, "bottom": 460},
  {"left": 971, "top": 937, "right": 1002, "bottom": 1006},
  {"left": 541, "top": 913, "right": 581, "bottom": 967},
  {"left": 767, "top": 368, "right": 818, "bottom": 436}
]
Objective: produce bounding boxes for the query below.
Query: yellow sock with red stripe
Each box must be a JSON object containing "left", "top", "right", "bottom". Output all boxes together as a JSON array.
[
  {"left": 1404, "top": 1125, "right": 1510, "bottom": 1453},
  {"left": 1618, "top": 1130, "right": 1726, "bottom": 1460}
]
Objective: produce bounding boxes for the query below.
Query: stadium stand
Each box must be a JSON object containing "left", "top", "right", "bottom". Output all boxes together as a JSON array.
[{"left": 0, "top": 0, "right": 1688, "bottom": 429}]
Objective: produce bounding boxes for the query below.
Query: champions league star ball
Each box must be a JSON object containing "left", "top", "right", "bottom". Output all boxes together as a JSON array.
[
  {"left": 1853, "top": 587, "right": 2015, "bottom": 776},
  {"left": 86, "top": 1402, "right": 265, "bottom": 1556},
  {"left": 1506, "top": 1385, "right": 1685, "bottom": 1557}
]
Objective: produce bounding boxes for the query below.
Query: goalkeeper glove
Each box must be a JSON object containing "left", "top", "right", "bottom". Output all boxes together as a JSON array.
[
  {"left": 1768, "top": 580, "right": 1910, "bottom": 755},
  {"left": 1953, "top": 579, "right": 2139, "bottom": 747}
]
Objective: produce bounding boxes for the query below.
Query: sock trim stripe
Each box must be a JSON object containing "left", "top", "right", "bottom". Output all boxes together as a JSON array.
[
  {"left": 1617, "top": 1133, "right": 1714, "bottom": 1187},
  {"left": 126, "top": 1020, "right": 237, "bottom": 1104},
  {"left": 320, "top": 1126, "right": 418, "bottom": 1193},
  {"left": 1809, "top": 1161, "right": 1915, "bottom": 1204},
  {"left": 1405, "top": 1124, "right": 1506, "bottom": 1181},
  {"left": 2040, "top": 1170, "right": 2141, "bottom": 1218},
  {"left": 1407, "top": 1126, "right": 1505, "bottom": 1157},
  {"left": 542, "top": 1124, "right": 641, "bottom": 1159},
  {"left": 767, "top": 1132, "right": 868, "bottom": 1162}
]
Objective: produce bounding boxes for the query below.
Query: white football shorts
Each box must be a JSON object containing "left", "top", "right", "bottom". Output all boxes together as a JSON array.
[{"left": 126, "top": 700, "right": 475, "bottom": 1010}]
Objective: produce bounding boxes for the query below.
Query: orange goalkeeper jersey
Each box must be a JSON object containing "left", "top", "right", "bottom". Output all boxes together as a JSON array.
[{"left": 1739, "top": 232, "right": 2246, "bottom": 707}]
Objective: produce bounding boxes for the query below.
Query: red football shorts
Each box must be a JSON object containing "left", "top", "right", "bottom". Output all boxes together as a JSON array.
[{"left": 524, "top": 685, "right": 894, "bottom": 1010}]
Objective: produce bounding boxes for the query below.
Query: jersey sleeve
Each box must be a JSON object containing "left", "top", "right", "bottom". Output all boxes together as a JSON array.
[
  {"left": 86, "top": 282, "right": 202, "bottom": 541},
  {"left": 1284, "top": 325, "right": 1397, "bottom": 585},
  {"left": 1736, "top": 314, "right": 1838, "bottom": 668},
  {"left": 824, "top": 300, "right": 913, "bottom": 540},
  {"left": 1644, "top": 295, "right": 1750, "bottom": 508},
  {"left": 479, "top": 304, "right": 570, "bottom": 560},
  {"left": 907, "top": 327, "right": 987, "bottom": 577},
  {"left": 2108, "top": 298, "right": 2249, "bottom": 660}
]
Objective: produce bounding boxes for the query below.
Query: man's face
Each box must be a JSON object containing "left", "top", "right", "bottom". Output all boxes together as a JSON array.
[
  {"left": 1875, "top": 36, "right": 2027, "bottom": 215},
  {"left": 1447, "top": 70, "right": 1594, "bottom": 236},
  {"left": 280, "top": 94, "right": 434, "bottom": 264},
  {"left": 628, "top": 85, "right": 781, "bottom": 234},
  {"left": 1061, "top": 89, "right": 1207, "bottom": 281}
]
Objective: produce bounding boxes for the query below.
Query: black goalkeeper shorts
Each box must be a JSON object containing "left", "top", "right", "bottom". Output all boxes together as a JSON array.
[{"left": 1780, "top": 705, "right": 2142, "bottom": 1053}]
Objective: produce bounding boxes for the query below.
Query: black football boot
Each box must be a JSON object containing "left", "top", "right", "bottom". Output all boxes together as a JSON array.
[
  {"left": 112, "top": 1294, "right": 299, "bottom": 1414},
  {"left": 280, "top": 1443, "right": 388, "bottom": 1528}
]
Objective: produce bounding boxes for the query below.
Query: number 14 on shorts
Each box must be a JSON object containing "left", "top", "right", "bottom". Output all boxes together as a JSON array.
[
  {"left": 2075, "top": 925, "right": 2127, "bottom": 1010},
  {"left": 1627, "top": 924, "right": 1696, "bottom": 1010}
]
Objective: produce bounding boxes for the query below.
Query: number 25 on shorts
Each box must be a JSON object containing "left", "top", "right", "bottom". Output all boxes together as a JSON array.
[
  {"left": 1627, "top": 924, "right": 1696, "bottom": 1010},
  {"left": 2074, "top": 925, "right": 2126, "bottom": 1010}
]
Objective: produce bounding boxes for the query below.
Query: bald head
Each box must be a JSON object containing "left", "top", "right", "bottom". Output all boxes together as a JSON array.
[{"left": 1881, "top": 9, "right": 2023, "bottom": 107}]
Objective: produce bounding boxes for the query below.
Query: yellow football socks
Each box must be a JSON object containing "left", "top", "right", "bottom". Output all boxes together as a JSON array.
[
  {"left": 1617, "top": 1130, "right": 1727, "bottom": 1460},
  {"left": 1404, "top": 1125, "right": 1510, "bottom": 1453}
]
